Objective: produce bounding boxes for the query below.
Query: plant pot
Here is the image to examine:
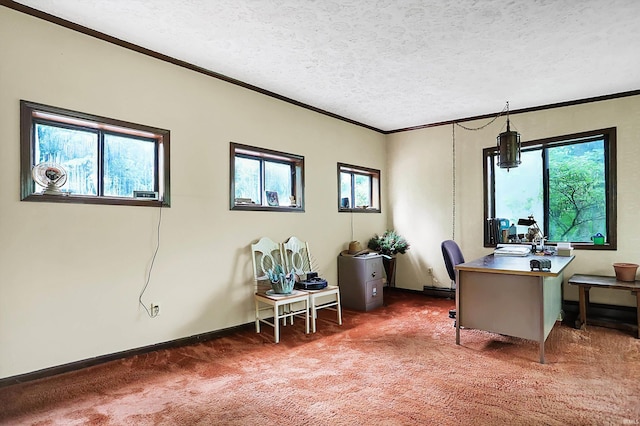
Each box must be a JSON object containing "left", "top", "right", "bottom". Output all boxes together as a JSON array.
[
  {"left": 271, "top": 278, "right": 295, "bottom": 294},
  {"left": 383, "top": 257, "right": 396, "bottom": 287},
  {"left": 613, "top": 263, "right": 639, "bottom": 282}
]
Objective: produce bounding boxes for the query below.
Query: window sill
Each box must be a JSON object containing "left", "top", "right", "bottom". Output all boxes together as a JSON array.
[
  {"left": 231, "top": 204, "right": 304, "bottom": 212},
  {"left": 339, "top": 207, "right": 381, "bottom": 213},
  {"left": 483, "top": 242, "right": 616, "bottom": 250},
  {"left": 21, "top": 193, "right": 168, "bottom": 207}
]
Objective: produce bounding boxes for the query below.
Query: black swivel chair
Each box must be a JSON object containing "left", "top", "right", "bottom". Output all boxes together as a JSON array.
[{"left": 441, "top": 240, "right": 465, "bottom": 321}]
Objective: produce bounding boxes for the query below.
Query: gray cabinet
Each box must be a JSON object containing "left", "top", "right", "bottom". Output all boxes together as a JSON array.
[{"left": 338, "top": 254, "right": 384, "bottom": 311}]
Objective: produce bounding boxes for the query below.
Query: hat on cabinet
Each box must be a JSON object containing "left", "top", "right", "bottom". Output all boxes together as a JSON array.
[{"left": 340, "top": 240, "right": 373, "bottom": 256}]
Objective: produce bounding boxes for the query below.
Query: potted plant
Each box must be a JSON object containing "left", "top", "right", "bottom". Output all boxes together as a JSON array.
[{"left": 367, "top": 230, "right": 410, "bottom": 287}]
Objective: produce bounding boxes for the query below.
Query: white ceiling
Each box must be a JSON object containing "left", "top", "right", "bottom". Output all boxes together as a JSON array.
[{"left": 11, "top": 0, "right": 640, "bottom": 132}]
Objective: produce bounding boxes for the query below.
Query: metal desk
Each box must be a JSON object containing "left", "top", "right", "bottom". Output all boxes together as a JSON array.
[{"left": 455, "top": 254, "right": 574, "bottom": 363}]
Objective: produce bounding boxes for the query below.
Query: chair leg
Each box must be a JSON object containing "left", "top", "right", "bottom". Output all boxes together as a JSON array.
[
  {"left": 311, "top": 303, "right": 318, "bottom": 333},
  {"left": 304, "top": 298, "right": 310, "bottom": 334},
  {"left": 273, "top": 305, "right": 280, "bottom": 343},
  {"left": 255, "top": 300, "right": 261, "bottom": 333}
]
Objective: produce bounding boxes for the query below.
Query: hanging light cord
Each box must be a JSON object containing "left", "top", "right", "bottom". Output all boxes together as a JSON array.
[
  {"left": 452, "top": 123, "right": 456, "bottom": 241},
  {"left": 455, "top": 102, "right": 509, "bottom": 131},
  {"left": 450, "top": 102, "right": 510, "bottom": 240},
  {"left": 350, "top": 209, "right": 354, "bottom": 241}
]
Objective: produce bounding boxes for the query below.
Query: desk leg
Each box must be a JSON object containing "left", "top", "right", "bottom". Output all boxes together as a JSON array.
[
  {"left": 538, "top": 277, "right": 545, "bottom": 364},
  {"left": 455, "top": 270, "right": 460, "bottom": 345}
]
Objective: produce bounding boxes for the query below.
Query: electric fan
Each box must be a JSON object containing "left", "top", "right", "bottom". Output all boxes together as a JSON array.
[{"left": 32, "top": 162, "right": 68, "bottom": 195}]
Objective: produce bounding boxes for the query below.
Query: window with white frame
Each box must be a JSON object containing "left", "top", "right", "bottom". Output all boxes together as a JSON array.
[
  {"left": 230, "top": 142, "right": 304, "bottom": 211},
  {"left": 20, "top": 100, "right": 170, "bottom": 207},
  {"left": 338, "top": 163, "right": 380, "bottom": 212}
]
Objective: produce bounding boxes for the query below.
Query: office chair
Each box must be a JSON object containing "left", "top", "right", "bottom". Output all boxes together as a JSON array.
[{"left": 441, "top": 240, "right": 465, "bottom": 322}]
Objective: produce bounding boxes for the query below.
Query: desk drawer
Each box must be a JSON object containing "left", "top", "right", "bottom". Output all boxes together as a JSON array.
[
  {"left": 366, "top": 259, "right": 384, "bottom": 281},
  {"left": 364, "top": 279, "right": 384, "bottom": 311}
]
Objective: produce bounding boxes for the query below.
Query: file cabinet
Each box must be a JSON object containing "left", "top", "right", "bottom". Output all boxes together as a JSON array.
[{"left": 338, "top": 254, "right": 384, "bottom": 311}]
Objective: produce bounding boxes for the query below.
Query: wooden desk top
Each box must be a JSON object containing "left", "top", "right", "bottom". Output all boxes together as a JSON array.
[{"left": 456, "top": 254, "right": 575, "bottom": 277}]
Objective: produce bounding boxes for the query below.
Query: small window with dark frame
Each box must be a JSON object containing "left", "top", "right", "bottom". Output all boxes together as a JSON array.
[
  {"left": 20, "top": 100, "right": 170, "bottom": 207},
  {"left": 230, "top": 142, "right": 304, "bottom": 212},
  {"left": 338, "top": 163, "right": 381, "bottom": 212}
]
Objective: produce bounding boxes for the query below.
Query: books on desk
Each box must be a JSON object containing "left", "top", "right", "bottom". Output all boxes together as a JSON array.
[{"left": 494, "top": 245, "right": 531, "bottom": 257}]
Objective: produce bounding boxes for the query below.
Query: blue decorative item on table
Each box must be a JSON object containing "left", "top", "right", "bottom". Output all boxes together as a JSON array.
[{"left": 267, "top": 264, "right": 296, "bottom": 294}]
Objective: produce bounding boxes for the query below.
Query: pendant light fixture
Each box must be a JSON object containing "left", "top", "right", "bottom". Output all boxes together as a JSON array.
[{"left": 497, "top": 102, "right": 521, "bottom": 171}]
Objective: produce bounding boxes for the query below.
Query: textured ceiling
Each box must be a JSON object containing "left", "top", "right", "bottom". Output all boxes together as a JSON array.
[{"left": 10, "top": 0, "right": 640, "bottom": 132}]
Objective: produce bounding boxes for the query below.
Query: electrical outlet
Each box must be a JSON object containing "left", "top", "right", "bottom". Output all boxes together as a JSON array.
[{"left": 151, "top": 303, "right": 160, "bottom": 317}]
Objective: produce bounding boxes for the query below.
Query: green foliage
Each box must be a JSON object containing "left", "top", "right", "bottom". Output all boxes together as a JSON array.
[
  {"left": 354, "top": 174, "right": 371, "bottom": 207},
  {"left": 367, "top": 230, "right": 409, "bottom": 256},
  {"left": 35, "top": 123, "right": 156, "bottom": 197},
  {"left": 548, "top": 142, "right": 606, "bottom": 241},
  {"left": 494, "top": 139, "right": 607, "bottom": 243},
  {"left": 235, "top": 157, "right": 292, "bottom": 205}
]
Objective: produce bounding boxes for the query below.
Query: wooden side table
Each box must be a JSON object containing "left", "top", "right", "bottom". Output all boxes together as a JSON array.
[{"left": 568, "top": 274, "right": 640, "bottom": 338}]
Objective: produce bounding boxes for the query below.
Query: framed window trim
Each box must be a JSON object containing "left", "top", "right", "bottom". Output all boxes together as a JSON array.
[
  {"left": 338, "top": 162, "right": 381, "bottom": 213},
  {"left": 20, "top": 100, "right": 170, "bottom": 207},
  {"left": 483, "top": 127, "right": 617, "bottom": 250},
  {"left": 230, "top": 142, "right": 305, "bottom": 212}
]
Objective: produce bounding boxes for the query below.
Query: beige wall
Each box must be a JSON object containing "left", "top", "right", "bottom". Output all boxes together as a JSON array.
[
  {"left": 0, "top": 8, "right": 387, "bottom": 378},
  {"left": 388, "top": 95, "right": 640, "bottom": 306},
  {"left": 2, "top": 6, "right": 639, "bottom": 379}
]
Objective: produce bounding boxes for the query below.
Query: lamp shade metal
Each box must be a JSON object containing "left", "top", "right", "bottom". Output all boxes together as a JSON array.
[{"left": 497, "top": 119, "right": 521, "bottom": 170}]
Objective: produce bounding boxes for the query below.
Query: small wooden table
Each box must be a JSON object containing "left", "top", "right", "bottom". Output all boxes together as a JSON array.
[{"left": 568, "top": 274, "right": 640, "bottom": 338}]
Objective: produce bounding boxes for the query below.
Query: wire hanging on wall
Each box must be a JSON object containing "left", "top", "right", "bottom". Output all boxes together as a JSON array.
[{"left": 139, "top": 205, "right": 163, "bottom": 318}]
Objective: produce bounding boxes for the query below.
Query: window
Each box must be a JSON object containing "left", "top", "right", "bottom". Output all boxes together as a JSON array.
[
  {"left": 483, "top": 128, "right": 616, "bottom": 249},
  {"left": 230, "top": 143, "right": 304, "bottom": 211},
  {"left": 338, "top": 163, "right": 381, "bottom": 212},
  {"left": 20, "top": 100, "right": 170, "bottom": 207}
]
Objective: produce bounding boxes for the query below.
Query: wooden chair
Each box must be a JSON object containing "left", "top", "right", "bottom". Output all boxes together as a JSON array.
[
  {"left": 282, "top": 236, "right": 342, "bottom": 333},
  {"left": 251, "top": 237, "right": 309, "bottom": 343}
]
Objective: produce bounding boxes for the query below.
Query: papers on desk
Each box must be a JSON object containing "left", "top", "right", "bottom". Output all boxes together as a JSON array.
[{"left": 494, "top": 244, "right": 531, "bottom": 256}]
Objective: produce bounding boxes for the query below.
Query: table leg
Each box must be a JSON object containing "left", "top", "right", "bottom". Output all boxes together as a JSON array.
[
  {"left": 539, "top": 339, "right": 545, "bottom": 364},
  {"left": 635, "top": 291, "right": 640, "bottom": 339},
  {"left": 576, "top": 286, "right": 589, "bottom": 329}
]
